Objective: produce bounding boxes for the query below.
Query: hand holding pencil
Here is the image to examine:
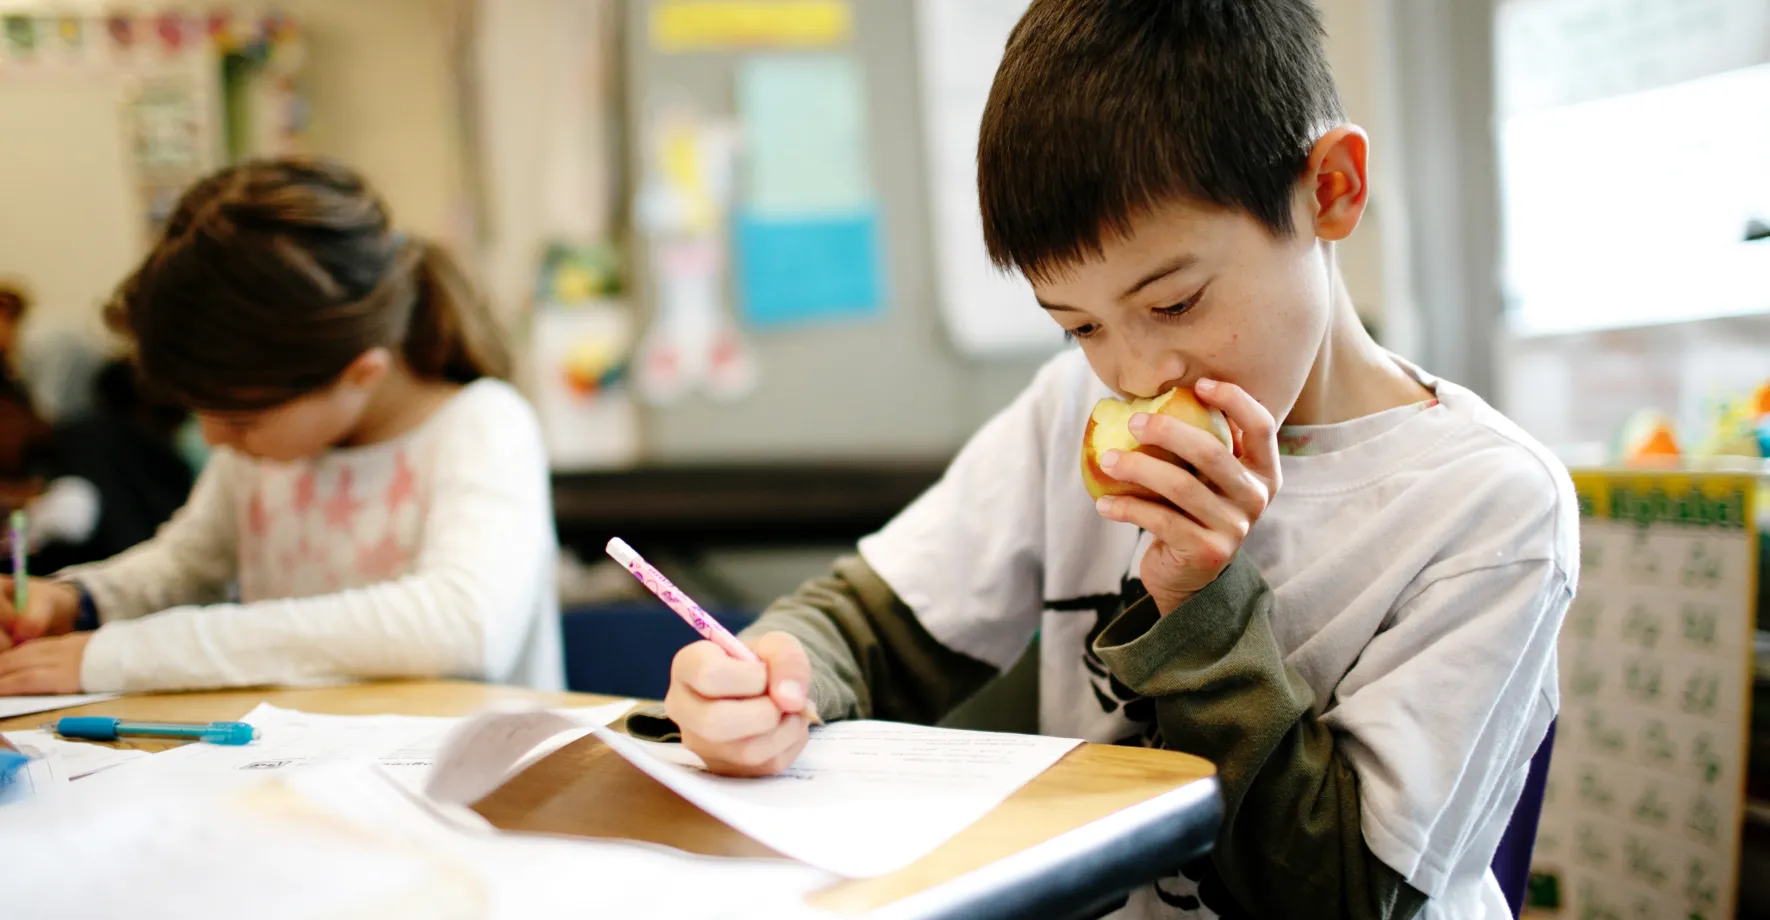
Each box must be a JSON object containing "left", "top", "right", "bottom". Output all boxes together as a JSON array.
[{"left": 608, "top": 538, "right": 821, "bottom": 778}]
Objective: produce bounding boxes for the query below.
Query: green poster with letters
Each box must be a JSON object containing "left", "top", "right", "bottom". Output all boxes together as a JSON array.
[{"left": 1531, "top": 472, "right": 1758, "bottom": 920}]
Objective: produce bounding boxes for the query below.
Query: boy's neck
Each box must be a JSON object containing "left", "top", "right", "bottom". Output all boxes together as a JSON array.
[
  {"left": 343, "top": 365, "right": 462, "bottom": 448},
  {"left": 1285, "top": 278, "right": 1433, "bottom": 427}
]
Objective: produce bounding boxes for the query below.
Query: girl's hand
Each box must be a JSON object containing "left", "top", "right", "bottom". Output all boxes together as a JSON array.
[
  {"left": 1093, "top": 379, "right": 1281, "bottom": 613},
  {"left": 0, "top": 631, "right": 90, "bottom": 694},
  {"left": 0, "top": 577, "right": 81, "bottom": 652}
]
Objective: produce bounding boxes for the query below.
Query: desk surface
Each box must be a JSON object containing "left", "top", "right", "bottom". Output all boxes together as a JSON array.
[{"left": 1, "top": 681, "right": 1219, "bottom": 920}]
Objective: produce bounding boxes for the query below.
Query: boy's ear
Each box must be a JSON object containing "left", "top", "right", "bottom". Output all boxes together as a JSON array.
[
  {"left": 339, "top": 347, "right": 394, "bottom": 390},
  {"left": 1305, "top": 125, "right": 1370, "bottom": 242}
]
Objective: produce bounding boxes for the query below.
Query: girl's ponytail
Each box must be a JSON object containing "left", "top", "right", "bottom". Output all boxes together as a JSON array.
[{"left": 401, "top": 237, "right": 511, "bottom": 384}]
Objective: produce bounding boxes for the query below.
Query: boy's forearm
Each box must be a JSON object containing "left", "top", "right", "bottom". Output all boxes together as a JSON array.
[
  {"left": 626, "top": 555, "right": 995, "bottom": 742},
  {"left": 1093, "top": 555, "right": 1427, "bottom": 920}
]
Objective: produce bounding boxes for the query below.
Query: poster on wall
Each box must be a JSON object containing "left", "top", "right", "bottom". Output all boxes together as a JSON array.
[
  {"left": 732, "top": 53, "right": 881, "bottom": 329},
  {"left": 124, "top": 74, "right": 209, "bottom": 238},
  {"left": 633, "top": 98, "right": 757, "bottom": 405},
  {"left": 1529, "top": 471, "right": 1759, "bottom": 920}
]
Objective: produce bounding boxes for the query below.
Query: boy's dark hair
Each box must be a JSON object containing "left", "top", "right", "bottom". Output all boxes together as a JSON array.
[
  {"left": 979, "top": 0, "right": 1345, "bottom": 281},
  {"left": 107, "top": 157, "right": 510, "bottom": 412}
]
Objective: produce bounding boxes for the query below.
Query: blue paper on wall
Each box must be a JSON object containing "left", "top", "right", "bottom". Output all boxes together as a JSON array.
[
  {"left": 738, "top": 54, "right": 871, "bottom": 216},
  {"left": 735, "top": 210, "right": 882, "bottom": 328}
]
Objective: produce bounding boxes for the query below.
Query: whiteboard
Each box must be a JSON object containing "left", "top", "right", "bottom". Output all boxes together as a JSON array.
[{"left": 912, "top": 0, "right": 1062, "bottom": 358}]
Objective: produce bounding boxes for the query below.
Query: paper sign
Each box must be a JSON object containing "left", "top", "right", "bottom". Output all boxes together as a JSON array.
[
  {"left": 1531, "top": 472, "right": 1758, "bottom": 920},
  {"left": 734, "top": 210, "right": 881, "bottom": 328},
  {"left": 650, "top": 0, "right": 850, "bottom": 52},
  {"left": 738, "top": 54, "right": 870, "bottom": 216}
]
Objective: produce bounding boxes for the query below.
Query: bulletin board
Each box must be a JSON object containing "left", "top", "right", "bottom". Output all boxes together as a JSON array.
[
  {"left": 1529, "top": 471, "right": 1759, "bottom": 920},
  {"left": 0, "top": 9, "right": 302, "bottom": 347},
  {"left": 622, "top": 0, "right": 1051, "bottom": 464}
]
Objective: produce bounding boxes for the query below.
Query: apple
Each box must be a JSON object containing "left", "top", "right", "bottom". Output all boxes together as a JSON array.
[{"left": 1081, "top": 387, "right": 1233, "bottom": 502}]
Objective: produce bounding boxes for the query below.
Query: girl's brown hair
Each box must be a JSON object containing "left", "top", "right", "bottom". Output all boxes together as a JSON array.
[{"left": 107, "top": 157, "right": 510, "bottom": 412}]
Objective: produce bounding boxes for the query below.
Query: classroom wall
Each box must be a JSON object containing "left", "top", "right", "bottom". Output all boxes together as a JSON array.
[
  {"left": 0, "top": 0, "right": 473, "bottom": 353},
  {"left": 274, "top": 0, "right": 472, "bottom": 255}
]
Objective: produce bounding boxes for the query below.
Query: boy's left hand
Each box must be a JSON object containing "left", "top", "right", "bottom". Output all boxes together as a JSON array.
[
  {"left": 1094, "top": 378, "right": 1281, "bottom": 613},
  {"left": 0, "top": 632, "right": 90, "bottom": 695}
]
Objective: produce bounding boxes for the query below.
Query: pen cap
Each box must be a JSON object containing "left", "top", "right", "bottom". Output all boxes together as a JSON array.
[{"left": 201, "top": 722, "right": 259, "bottom": 745}]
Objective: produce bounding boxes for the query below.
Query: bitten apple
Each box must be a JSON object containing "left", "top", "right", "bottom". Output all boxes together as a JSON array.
[{"left": 1081, "top": 388, "right": 1233, "bottom": 502}]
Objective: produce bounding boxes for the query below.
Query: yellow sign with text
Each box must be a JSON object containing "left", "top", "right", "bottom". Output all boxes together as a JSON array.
[{"left": 651, "top": 0, "right": 851, "bottom": 52}]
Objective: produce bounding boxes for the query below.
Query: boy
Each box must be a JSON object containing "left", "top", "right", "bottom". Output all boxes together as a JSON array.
[{"left": 639, "top": 2, "right": 1575, "bottom": 917}]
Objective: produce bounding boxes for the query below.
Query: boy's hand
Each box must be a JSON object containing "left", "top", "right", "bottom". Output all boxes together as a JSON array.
[
  {"left": 664, "top": 631, "right": 819, "bottom": 777},
  {"left": 0, "top": 632, "right": 90, "bottom": 694},
  {"left": 0, "top": 577, "right": 82, "bottom": 652},
  {"left": 1093, "top": 378, "right": 1281, "bottom": 613}
]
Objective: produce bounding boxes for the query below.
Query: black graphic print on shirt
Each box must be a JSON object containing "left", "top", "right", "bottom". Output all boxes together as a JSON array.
[{"left": 1048, "top": 570, "right": 1244, "bottom": 919}]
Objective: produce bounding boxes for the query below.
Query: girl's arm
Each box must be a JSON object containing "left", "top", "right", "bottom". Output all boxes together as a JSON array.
[{"left": 64, "top": 452, "right": 242, "bottom": 621}]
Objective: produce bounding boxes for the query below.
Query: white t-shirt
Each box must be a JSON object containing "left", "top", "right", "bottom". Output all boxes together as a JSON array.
[
  {"left": 73, "top": 379, "right": 564, "bottom": 693},
  {"left": 860, "top": 349, "right": 1576, "bottom": 920}
]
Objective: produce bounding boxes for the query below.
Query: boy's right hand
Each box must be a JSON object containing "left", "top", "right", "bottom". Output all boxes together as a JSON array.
[
  {"left": 665, "top": 631, "right": 818, "bottom": 777},
  {"left": 0, "top": 577, "right": 81, "bottom": 652}
]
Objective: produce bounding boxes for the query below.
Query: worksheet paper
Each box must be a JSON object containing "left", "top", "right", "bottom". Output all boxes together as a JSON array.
[
  {"left": 0, "top": 692, "right": 119, "bottom": 720},
  {"left": 95, "top": 700, "right": 634, "bottom": 801},
  {"left": 3, "top": 761, "right": 838, "bottom": 920},
  {"left": 594, "top": 720, "right": 1081, "bottom": 877},
  {"left": 0, "top": 729, "right": 151, "bottom": 799}
]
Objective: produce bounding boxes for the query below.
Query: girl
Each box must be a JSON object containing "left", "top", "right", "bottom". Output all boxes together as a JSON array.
[{"left": 0, "top": 158, "right": 563, "bottom": 694}]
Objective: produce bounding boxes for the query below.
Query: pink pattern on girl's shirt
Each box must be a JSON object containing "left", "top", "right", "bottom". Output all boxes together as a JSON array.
[
  {"left": 247, "top": 489, "right": 270, "bottom": 538},
  {"left": 323, "top": 468, "right": 365, "bottom": 531},
  {"left": 385, "top": 450, "right": 418, "bottom": 512},
  {"left": 292, "top": 468, "right": 318, "bottom": 513},
  {"left": 356, "top": 531, "right": 413, "bottom": 581}
]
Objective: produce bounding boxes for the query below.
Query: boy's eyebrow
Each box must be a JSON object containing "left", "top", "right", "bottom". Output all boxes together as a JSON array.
[
  {"left": 1119, "top": 254, "right": 1199, "bottom": 301},
  {"left": 1036, "top": 253, "right": 1200, "bottom": 313}
]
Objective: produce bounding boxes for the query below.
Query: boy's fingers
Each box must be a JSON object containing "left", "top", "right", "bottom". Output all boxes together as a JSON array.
[
  {"left": 690, "top": 713, "right": 811, "bottom": 777},
  {"left": 664, "top": 690, "right": 785, "bottom": 743},
  {"left": 751, "top": 631, "right": 812, "bottom": 714},
  {"left": 1196, "top": 380, "right": 1279, "bottom": 481},
  {"left": 1131, "top": 413, "right": 1268, "bottom": 516},
  {"left": 1100, "top": 495, "right": 1235, "bottom": 572},
  {"left": 1105, "top": 450, "right": 1248, "bottom": 536},
  {"left": 729, "top": 711, "right": 810, "bottom": 766},
  {"left": 671, "top": 640, "right": 766, "bottom": 699}
]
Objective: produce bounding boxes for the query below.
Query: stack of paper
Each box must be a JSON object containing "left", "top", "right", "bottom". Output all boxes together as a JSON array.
[
  {"left": 86, "top": 700, "right": 635, "bottom": 802},
  {"left": 5, "top": 693, "right": 1084, "bottom": 915},
  {"left": 5, "top": 760, "right": 838, "bottom": 920},
  {"left": 0, "top": 692, "right": 119, "bottom": 720},
  {"left": 0, "top": 730, "right": 151, "bottom": 800},
  {"left": 595, "top": 721, "right": 1081, "bottom": 877}
]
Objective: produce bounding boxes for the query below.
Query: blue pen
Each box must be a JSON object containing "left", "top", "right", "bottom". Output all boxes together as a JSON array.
[{"left": 49, "top": 716, "right": 259, "bottom": 746}]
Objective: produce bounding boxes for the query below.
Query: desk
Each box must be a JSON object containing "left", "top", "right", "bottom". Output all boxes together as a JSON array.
[{"left": 1, "top": 681, "right": 1220, "bottom": 920}]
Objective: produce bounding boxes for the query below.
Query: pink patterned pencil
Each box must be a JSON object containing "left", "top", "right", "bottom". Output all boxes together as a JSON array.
[{"left": 607, "top": 538, "right": 759, "bottom": 662}]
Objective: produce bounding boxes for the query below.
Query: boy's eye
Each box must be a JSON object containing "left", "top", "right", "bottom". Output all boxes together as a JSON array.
[
  {"left": 1064, "top": 324, "right": 1101, "bottom": 343},
  {"left": 1153, "top": 294, "right": 1201, "bottom": 320}
]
